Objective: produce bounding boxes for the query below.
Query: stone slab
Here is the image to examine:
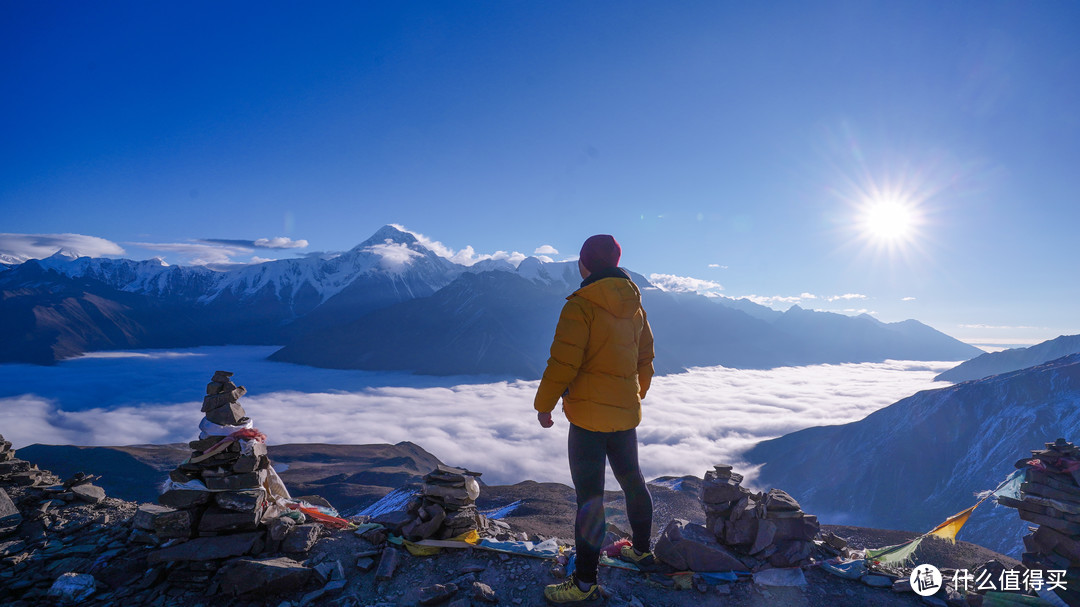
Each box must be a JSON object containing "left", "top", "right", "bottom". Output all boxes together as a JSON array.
[
  {"left": 71, "top": 484, "right": 106, "bottom": 504},
  {"left": 701, "top": 480, "right": 746, "bottom": 504},
  {"left": 203, "top": 469, "right": 267, "bottom": 491},
  {"left": 0, "top": 487, "right": 21, "bottom": 526},
  {"left": 220, "top": 556, "right": 314, "bottom": 596},
  {"left": 147, "top": 532, "right": 259, "bottom": 563},
  {"left": 215, "top": 489, "right": 266, "bottom": 513},
  {"left": 159, "top": 489, "right": 211, "bottom": 509},
  {"left": 205, "top": 401, "right": 248, "bottom": 426},
  {"left": 198, "top": 508, "right": 261, "bottom": 533},
  {"left": 154, "top": 509, "right": 194, "bottom": 539}
]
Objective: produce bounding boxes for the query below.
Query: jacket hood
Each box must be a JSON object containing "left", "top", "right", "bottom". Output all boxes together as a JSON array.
[{"left": 571, "top": 273, "right": 643, "bottom": 319}]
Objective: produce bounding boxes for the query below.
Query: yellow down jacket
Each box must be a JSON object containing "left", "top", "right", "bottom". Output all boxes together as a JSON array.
[{"left": 533, "top": 273, "right": 655, "bottom": 432}]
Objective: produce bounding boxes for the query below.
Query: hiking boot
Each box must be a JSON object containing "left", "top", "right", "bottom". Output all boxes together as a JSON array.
[
  {"left": 619, "top": 545, "right": 660, "bottom": 571},
  {"left": 544, "top": 575, "right": 602, "bottom": 604}
]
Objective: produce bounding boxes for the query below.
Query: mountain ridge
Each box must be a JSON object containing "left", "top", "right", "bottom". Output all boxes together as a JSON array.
[
  {"left": 0, "top": 224, "right": 982, "bottom": 373},
  {"left": 935, "top": 334, "right": 1080, "bottom": 383},
  {"left": 744, "top": 352, "right": 1080, "bottom": 557}
]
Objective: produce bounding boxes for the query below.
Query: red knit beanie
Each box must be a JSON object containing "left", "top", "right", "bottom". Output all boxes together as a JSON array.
[{"left": 579, "top": 234, "right": 621, "bottom": 273}]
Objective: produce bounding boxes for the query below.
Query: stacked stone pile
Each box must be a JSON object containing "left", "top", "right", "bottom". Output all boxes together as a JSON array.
[
  {"left": 699, "top": 462, "right": 816, "bottom": 565},
  {"left": 0, "top": 435, "right": 14, "bottom": 462},
  {"left": 998, "top": 437, "right": 1080, "bottom": 606},
  {"left": 655, "top": 463, "right": 820, "bottom": 572},
  {"left": 399, "top": 465, "right": 490, "bottom": 541},
  {"left": 0, "top": 435, "right": 49, "bottom": 489},
  {"left": 156, "top": 371, "right": 272, "bottom": 539},
  {"left": 701, "top": 464, "right": 820, "bottom": 568}
]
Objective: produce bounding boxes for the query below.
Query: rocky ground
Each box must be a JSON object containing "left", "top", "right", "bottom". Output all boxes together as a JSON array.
[{"left": 0, "top": 446, "right": 1050, "bottom": 607}]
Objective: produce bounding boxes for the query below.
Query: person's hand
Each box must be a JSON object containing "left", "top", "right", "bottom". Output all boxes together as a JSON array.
[{"left": 537, "top": 411, "right": 554, "bottom": 428}]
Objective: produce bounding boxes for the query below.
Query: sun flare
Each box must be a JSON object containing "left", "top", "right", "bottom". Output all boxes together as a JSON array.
[{"left": 860, "top": 198, "right": 918, "bottom": 243}]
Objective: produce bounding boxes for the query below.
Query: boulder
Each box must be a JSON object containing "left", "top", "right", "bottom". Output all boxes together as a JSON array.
[
  {"left": 473, "top": 581, "right": 498, "bottom": 603},
  {"left": 71, "top": 484, "right": 106, "bottom": 504},
  {"left": 0, "top": 487, "right": 22, "bottom": 535},
  {"left": 47, "top": 572, "right": 96, "bottom": 603},
  {"left": 763, "top": 489, "right": 801, "bottom": 512},
  {"left": 419, "top": 583, "right": 459, "bottom": 605},
  {"left": 281, "top": 523, "right": 321, "bottom": 553},
  {"left": 653, "top": 519, "right": 748, "bottom": 572},
  {"left": 220, "top": 556, "right": 314, "bottom": 596}
]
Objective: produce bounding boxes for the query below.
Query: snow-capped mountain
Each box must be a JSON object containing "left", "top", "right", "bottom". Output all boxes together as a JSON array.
[
  {"left": 0, "top": 224, "right": 983, "bottom": 370},
  {"left": 935, "top": 334, "right": 1080, "bottom": 383},
  {"left": 745, "top": 352, "right": 1080, "bottom": 557},
  {"left": 29, "top": 225, "right": 461, "bottom": 314}
]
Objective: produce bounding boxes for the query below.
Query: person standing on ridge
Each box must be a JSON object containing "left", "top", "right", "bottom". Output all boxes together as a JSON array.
[{"left": 534, "top": 234, "right": 657, "bottom": 604}]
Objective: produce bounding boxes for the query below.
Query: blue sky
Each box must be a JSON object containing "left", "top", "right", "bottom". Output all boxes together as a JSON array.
[{"left": 2, "top": 1, "right": 1078, "bottom": 349}]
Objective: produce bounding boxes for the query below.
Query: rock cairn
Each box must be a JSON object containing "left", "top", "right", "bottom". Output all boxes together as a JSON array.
[
  {"left": 0, "top": 435, "right": 14, "bottom": 462},
  {"left": 400, "top": 465, "right": 489, "bottom": 541},
  {"left": 155, "top": 371, "right": 271, "bottom": 540},
  {"left": 0, "top": 435, "right": 48, "bottom": 488},
  {"left": 700, "top": 464, "right": 819, "bottom": 568},
  {"left": 998, "top": 438, "right": 1080, "bottom": 606},
  {"left": 1, "top": 435, "right": 27, "bottom": 537}
]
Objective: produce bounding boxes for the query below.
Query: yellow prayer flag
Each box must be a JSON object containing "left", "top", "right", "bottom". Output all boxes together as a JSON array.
[{"left": 927, "top": 505, "right": 977, "bottom": 543}]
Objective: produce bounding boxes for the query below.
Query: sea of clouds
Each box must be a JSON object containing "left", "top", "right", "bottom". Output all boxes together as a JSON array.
[{"left": 0, "top": 346, "right": 955, "bottom": 487}]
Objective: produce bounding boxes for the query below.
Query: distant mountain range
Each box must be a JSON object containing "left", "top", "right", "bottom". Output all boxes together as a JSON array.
[
  {"left": 935, "top": 334, "right": 1080, "bottom": 383},
  {"left": 0, "top": 224, "right": 982, "bottom": 374},
  {"left": 745, "top": 352, "right": 1080, "bottom": 557}
]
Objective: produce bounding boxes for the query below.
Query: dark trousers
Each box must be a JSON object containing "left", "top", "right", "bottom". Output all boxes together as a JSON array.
[{"left": 568, "top": 423, "right": 653, "bottom": 584}]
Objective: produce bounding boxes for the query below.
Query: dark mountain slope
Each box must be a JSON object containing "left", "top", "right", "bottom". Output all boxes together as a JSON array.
[
  {"left": 745, "top": 353, "right": 1080, "bottom": 557},
  {"left": 271, "top": 271, "right": 569, "bottom": 377}
]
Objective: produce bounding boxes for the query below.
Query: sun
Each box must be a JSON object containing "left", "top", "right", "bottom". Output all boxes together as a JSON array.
[{"left": 859, "top": 198, "right": 919, "bottom": 244}]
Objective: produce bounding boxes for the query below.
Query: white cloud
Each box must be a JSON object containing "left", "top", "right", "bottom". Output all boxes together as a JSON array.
[
  {"left": 254, "top": 237, "right": 309, "bottom": 249},
  {"left": 707, "top": 264, "right": 728, "bottom": 269},
  {"left": 738, "top": 293, "right": 868, "bottom": 310},
  {"left": 126, "top": 241, "right": 253, "bottom": 265},
  {"left": 0, "top": 233, "right": 125, "bottom": 262},
  {"left": 743, "top": 294, "right": 804, "bottom": 307},
  {"left": 958, "top": 324, "right": 1042, "bottom": 330},
  {"left": 390, "top": 224, "right": 529, "bottom": 268},
  {"left": 363, "top": 241, "right": 423, "bottom": 272},
  {"left": 534, "top": 245, "right": 559, "bottom": 255},
  {"left": 0, "top": 345, "right": 955, "bottom": 488},
  {"left": 250, "top": 256, "right": 277, "bottom": 264},
  {"left": 962, "top": 337, "right": 1045, "bottom": 346},
  {"left": 902, "top": 297, "right": 916, "bottom": 302},
  {"left": 648, "top": 273, "right": 724, "bottom": 297}
]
